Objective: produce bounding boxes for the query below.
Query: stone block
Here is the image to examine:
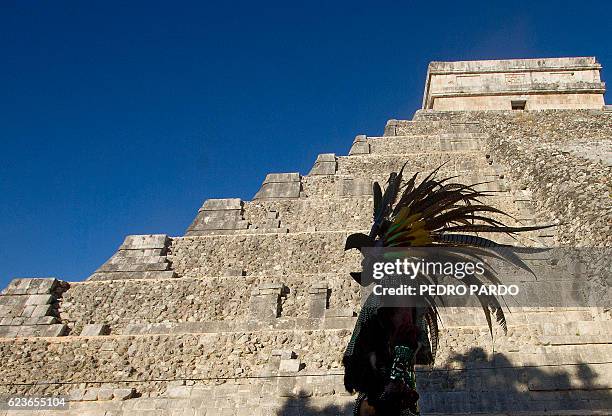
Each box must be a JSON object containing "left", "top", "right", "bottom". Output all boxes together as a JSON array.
[
  {"left": 24, "top": 316, "right": 58, "bottom": 325},
  {"left": 120, "top": 234, "right": 170, "bottom": 250},
  {"left": 199, "top": 218, "right": 248, "bottom": 231},
  {"left": 89, "top": 270, "right": 177, "bottom": 281},
  {"left": 100, "top": 341, "right": 116, "bottom": 351},
  {"left": 254, "top": 182, "right": 301, "bottom": 199},
  {"left": 201, "top": 198, "right": 243, "bottom": 211},
  {"left": 325, "top": 308, "right": 354, "bottom": 318},
  {"left": 314, "top": 381, "right": 337, "bottom": 397},
  {"left": 188, "top": 198, "right": 249, "bottom": 234},
  {"left": 23, "top": 278, "right": 60, "bottom": 295},
  {"left": 244, "top": 226, "right": 289, "bottom": 234},
  {"left": 349, "top": 142, "right": 370, "bottom": 155},
  {"left": 122, "top": 323, "right": 147, "bottom": 335},
  {"left": 323, "top": 317, "right": 357, "bottom": 329},
  {"left": 199, "top": 210, "right": 241, "bottom": 222},
  {"left": 31, "top": 304, "right": 53, "bottom": 317},
  {"left": 250, "top": 284, "right": 283, "bottom": 321},
  {"left": 97, "top": 388, "right": 114, "bottom": 401},
  {"left": 81, "top": 324, "right": 111, "bottom": 336},
  {"left": 25, "top": 294, "right": 54, "bottom": 306},
  {"left": 308, "top": 283, "right": 328, "bottom": 319},
  {"left": 271, "top": 349, "right": 295, "bottom": 360},
  {"left": 82, "top": 388, "right": 99, "bottom": 401},
  {"left": 349, "top": 135, "right": 370, "bottom": 155},
  {"left": 309, "top": 153, "right": 337, "bottom": 175},
  {"left": 9, "top": 277, "right": 64, "bottom": 297},
  {"left": 277, "top": 376, "right": 297, "bottom": 397},
  {"left": 264, "top": 173, "right": 300, "bottom": 183},
  {"left": 39, "top": 324, "right": 68, "bottom": 337},
  {"left": 113, "top": 248, "right": 165, "bottom": 258},
  {"left": 262, "top": 219, "right": 281, "bottom": 228},
  {"left": 3, "top": 278, "right": 32, "bottom": 295},
  {"left": 309, "top": 281, "right": 329, "bottom": 292},
  {"left": 16, "top": 325, "right": 37, "bottom": 337},
  {"left": 97, "top": 262, "right": 170, "bottom": 272},
  {"left": 69, "top": 389, "right": 86, "bottom": 401},
  {"left": 113, "top": 388, "right": 136, "bottom": 401},
  {"left": 253, "top": 173, "right": 301, "bottom": 199},
  {"left": 279, "top": 358, "right": 301, "bottom": 373},
  {"left": 0, "top": 296, "right": 20, "bottom": 307},
  {"left": 11, "top": 317, "right": 25, "bottom": 325},
  {"left": 256, "top": 282, "right": 284, "bottom": 295},
  {"left": 0, "top": 325, "right": 19, "bottom": 337},
  {"left": 166, "top": 385, "right": 191, "bottom": 399},
  {"left": 20, "top": 305, "right": 36, "bottom": 318},
  {"left": 223, "top": 268, "right": 245, "bottom": 277},
  {"left": 315, "top": 153, "right": 336, "bottom": 162},
  {"left": 337, "top": 178, "right": 372, "bottom": 196}
]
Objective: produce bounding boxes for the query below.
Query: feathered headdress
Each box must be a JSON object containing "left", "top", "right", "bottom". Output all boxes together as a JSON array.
[{"left": 344, "top": 163, "right": 554, "bottom": 342}]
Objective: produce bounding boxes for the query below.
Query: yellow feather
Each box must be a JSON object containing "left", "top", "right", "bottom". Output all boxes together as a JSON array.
[{"left": 396, "top": 213, "right": 423, "bottom": 233}]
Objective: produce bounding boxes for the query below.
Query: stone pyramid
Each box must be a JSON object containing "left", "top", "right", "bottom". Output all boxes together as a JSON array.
[{"left": 0, "top": 57, "right": 610, "bottom": 415}]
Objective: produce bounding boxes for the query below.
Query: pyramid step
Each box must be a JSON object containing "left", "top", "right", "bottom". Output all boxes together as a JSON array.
[
  {"left": 440, "top": 309, "right": 599, "bottom": 327},
  {"left": 540, "top": 334, "right": 612, "bottom": 346},
  {"left": 60, "top": 272, "right": 362, "bottom": 335},
  {"left": 170, "top": 230, "right": 544, "bottom": 279},
  {"left": 88, "top": 270, "right": 177, "bottom": 281},
  {"left": 97, "top": 261, "right": 170, "bottom": 273},
  {"left": 542, "top": 320, "right": 612, "bottom": 336},
  {"left": 61, "top": 265, "right": 597, "bottom": 337},
  {"left": 60, "top": 383, "right": 612, "bottom": 416},
  {"left": 301, "top": 168, "right": 509, "bottom": 199},
  {"left": 183, "top": 192, "right": 535, "bottom": 236},
  {"left": 506, "top": 345, "right": 612, "bottom": 366},
  {"left": 170, "top": 231, "right": 356, "bottom": 277},
  {"left": 241, "top": 192, "right": 522, "bottom": 233},
  {"left": 384, "top": 119, "right": 483, "bottom": 136},
  {"left": 365, "top": 133, "right": 488, "bottom": 155},
  {"left": 1, "top": 320, "right": 607, "bottom": 415},
  {"left": 337, "top": 153, "right": 494, "bottom": 177},
  {"left": 88, "top": 234, "right": 174, "bottom": 281}
]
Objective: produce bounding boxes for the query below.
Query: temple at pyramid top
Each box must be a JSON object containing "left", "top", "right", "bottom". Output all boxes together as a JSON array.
[{"left": 422, "top": 56, "right": 606, "bottom": 111}]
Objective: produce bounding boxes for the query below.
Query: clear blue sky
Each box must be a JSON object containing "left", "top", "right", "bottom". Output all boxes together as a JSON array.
[{"left": 1, "top": 1, "right": 610, "bottom": 287}]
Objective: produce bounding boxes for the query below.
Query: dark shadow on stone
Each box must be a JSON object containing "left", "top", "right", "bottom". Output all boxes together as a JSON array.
[
  {"left": 276, "top": 348, "right": 611, "bottom": 415},
  {"left": 276, "top": 393, "right": 354, "bottom": 416},
  {"left": 417, "top": 347, "right": 612, "bottom": 414}
]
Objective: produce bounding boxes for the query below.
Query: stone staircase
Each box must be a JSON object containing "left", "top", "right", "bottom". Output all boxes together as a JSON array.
[{"left": 0, "top": 110, "right": 610, "bottom": 415}]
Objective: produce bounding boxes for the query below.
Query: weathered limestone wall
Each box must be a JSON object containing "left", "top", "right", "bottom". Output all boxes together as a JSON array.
[
  {"left": 423, "top": 57, "right": 606, "bottom": 111},
  {"left": 60, "top": 275, "right": 361, "bottom": 336},
  {"left": 0, "top": 278, "right": 69, "bottom": 338},
  {"left": 335, "top": 152, "right": 491, "bottom": 176},
  {"left": 1, "top": 319, "right": 610, "bottom": 413},
  {"left": 0, "top": 329, "right": 353, "bottom": 397},
  {"left": 242, "top": 197, "right": 373, "bottom": 233},
  {"left": 168, "top": 232, "right": 360, "bottom": 278},
  {"left": 413, "top": 109, "right": 612, "bottom": 246},
  {"left": 432, "top": 93, "right": 605, "bottom": 111},
  {"left": 242, "top": 192, "right": 520, "bottom": 234},
  {"left": 1, "top": 100, "right": 610, "bottom": 415},
  {"left": 88, "top": 234, "right": 176, "bottom": 281},
  {"left": 300, "top": 169, "right": 510, "bottom": 197},
  {"left": 383, "top": 119, "right": 480, "bottom": 136},
  {"left": 366, "top": 132, "right": 486, "bottom": 153}
]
